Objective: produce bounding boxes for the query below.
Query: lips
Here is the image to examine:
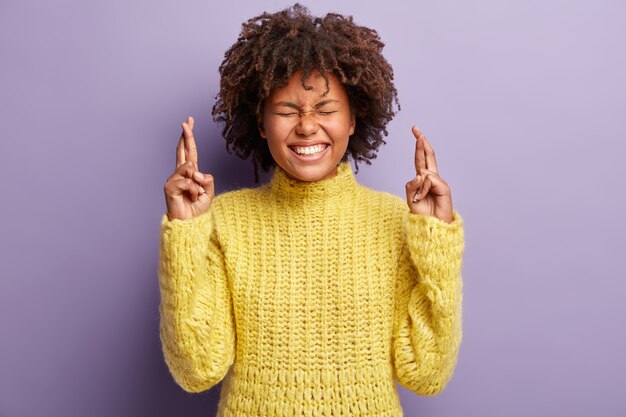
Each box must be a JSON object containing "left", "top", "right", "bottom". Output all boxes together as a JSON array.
[{"left": 289, "top": 143, "right": 329, "bottom": 155}]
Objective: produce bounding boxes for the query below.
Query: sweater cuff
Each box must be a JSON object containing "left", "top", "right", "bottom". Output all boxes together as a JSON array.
[
  {"left": 406, "top": 209, "right": 465, "bottom": 284},
  {"left": 160, "top": 209, "right": 213, "bottom": 232},
  {"left": 159, "top": 210, "right": 214, "bottom": 255},
  {"left": 407, "top": 209, "right": 463, "bottom": 252}
]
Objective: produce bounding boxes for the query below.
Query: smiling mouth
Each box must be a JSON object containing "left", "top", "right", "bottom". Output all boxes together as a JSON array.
[{"left": 289, "top": 144, "right": 329, "bottom": 156}]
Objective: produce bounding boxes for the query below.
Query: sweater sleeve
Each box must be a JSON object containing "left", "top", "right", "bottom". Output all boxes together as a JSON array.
[
  {"left": 391, "top": 209, "right": 465, "bottom": 396},
  {"left": 157, "top": 208, "right": 236, "bottom": 393}
]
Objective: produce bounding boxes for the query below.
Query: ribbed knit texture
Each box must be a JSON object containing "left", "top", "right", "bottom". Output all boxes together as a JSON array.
[{"left": 158, "top": 161, "right": 465, "bottom": 416}]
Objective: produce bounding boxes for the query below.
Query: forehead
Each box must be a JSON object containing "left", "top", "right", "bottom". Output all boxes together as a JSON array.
[{"left": 267, "top": 70, "right": 348, "bottom": 103}]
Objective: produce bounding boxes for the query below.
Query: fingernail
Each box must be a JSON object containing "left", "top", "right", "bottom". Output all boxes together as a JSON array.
[
  {"left": 193, "top": 171, "right": 203, "bottom": 181},
  {"left": 198, "top": 186, "right": 205, "bottom": 194}
]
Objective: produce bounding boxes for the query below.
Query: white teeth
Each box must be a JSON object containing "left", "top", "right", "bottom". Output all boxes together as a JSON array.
[{"left": 292, "top": 144, "right": 327, "bottom": 155}]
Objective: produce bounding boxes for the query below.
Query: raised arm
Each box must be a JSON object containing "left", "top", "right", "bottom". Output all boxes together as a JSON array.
[
  {"left": 393, "top": 125, "right": 465, "bottom": 395},
  {"left": 158, "top": 116, "right": 235, "bottom": 392}
]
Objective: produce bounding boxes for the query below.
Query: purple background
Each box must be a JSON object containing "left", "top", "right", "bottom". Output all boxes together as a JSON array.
[{"left": 1, "top": 1, "right": 625, "bottom": 416}]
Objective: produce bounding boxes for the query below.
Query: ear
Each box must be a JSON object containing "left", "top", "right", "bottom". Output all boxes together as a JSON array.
[
  {"left": 348, "top": 112, "right": 356, "bottom": 136},
  {"left": 257, "top": 111, "right": 267, "bottom": 139},
  {"left": 258, "top": 124, "right": 267, "bottom": 139}
]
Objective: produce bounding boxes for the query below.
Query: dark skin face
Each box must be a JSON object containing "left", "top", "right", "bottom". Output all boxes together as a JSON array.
[{"left": 258, "top": 69, "right": 355, "bottom": 182}]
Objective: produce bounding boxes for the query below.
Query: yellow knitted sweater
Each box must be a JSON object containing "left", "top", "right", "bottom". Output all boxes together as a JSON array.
[{"left": 158, "top": 161, "right": 465, "bottom": 416}]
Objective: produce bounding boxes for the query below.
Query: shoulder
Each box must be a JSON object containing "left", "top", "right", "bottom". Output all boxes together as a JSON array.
[
  {"left": 212, "top": 185, "right": 267, "bottom": 209},
  {"left": 355, "top": 184, "right": 409, "bottom": 232},
  {"left": 353, "top": 184, "right": 408, "bottom": 251},
  {"left": 210, "top": 185, "right": 269, "bottom": 226},
  {"left": 356, "top": 184, "right": 408, "bottom": 214},
  {"left": 208, "top": 186, "right": 268, "bottom": 239}
]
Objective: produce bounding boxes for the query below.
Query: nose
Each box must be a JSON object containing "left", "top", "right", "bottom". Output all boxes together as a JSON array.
[{"left": 294, "top": 111, "right": 319, "bottom": 136}]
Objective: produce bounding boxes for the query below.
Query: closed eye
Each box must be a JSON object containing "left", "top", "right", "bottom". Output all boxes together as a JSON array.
[{"left": 273, "top": 110, "right": 338, "bottom": 117}]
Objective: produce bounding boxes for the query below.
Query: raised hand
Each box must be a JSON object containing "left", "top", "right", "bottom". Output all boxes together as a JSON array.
[
  {"left": 405, "top": 126, "right": 454, "bottom": 223},
  {"left": 163, "top": 116, "right": 215, "bottom": 221}
]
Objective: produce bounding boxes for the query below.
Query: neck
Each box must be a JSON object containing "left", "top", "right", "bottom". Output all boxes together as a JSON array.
[{"left": 266, "top": 161, "right": 358, "bottom": 205}]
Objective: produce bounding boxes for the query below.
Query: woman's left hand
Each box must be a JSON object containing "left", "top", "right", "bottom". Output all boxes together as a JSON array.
[{"left": 405, "top": 126, "right": 454, "bottom": 223}]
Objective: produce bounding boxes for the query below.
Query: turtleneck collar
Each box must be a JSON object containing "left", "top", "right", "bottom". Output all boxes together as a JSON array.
[{"left": 266, "top": 161, "right": 358, "bottom": 204}]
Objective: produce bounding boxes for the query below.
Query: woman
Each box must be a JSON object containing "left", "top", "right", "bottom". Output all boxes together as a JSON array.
[{"left": 159, "top": 4, "right": 464, "bottom": 416}]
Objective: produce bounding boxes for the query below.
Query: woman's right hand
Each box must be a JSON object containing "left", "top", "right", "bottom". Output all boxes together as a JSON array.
[{"left": 163, "top": 116, "right": 215, "bottom": 221}]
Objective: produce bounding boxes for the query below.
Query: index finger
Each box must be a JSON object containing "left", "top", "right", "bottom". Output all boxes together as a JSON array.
[
  {"left": 412, "top": 125, "right": 426, "bottom": 173},
  {"left": 182, "top": 116, "right": 198, "bottom": 170},
  {"left": 176, "top": 135, "right": 186, "bottom": 168}
]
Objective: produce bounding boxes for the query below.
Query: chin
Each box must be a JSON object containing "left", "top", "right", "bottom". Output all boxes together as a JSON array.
[{"left": 283, "top": 163, "right": 338, "bottom": 182}]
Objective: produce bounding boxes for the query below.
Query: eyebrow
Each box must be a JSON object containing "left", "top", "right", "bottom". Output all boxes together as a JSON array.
[{"left": 274, "top": 99, "right": 339, "bottom": 110}]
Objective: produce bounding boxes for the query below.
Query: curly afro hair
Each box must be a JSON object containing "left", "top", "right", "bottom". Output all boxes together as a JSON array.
[{"left": 211, "top": 3, "right": 400, "bottom": 182}]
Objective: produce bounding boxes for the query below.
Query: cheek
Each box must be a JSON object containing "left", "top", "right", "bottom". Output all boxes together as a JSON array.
[
  {"left": 322, "top": 117, "right": 353, "bottom": 139},
  {"left": 264, "top": 118, "right": 294, "bottom": 137}
]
